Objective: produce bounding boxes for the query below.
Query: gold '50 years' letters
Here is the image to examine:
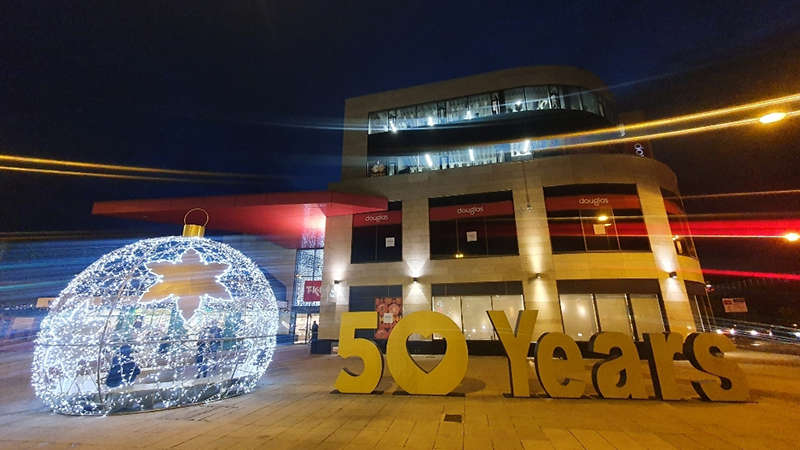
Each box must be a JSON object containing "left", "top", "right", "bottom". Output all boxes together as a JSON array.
[{"left": 334, "top": 310, "right": 749, "bottom": 402}]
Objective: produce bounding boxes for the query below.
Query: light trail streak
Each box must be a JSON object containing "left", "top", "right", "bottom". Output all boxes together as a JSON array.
[
  {"left": 400, "top": 108, "right": 800, "bottom": 157},
  {"left": 0, "top": 154, "right": 268, "bottom": 179},
  {"left": 702, "top": 269, "right": 800, "bottom": 281},
  {"left": 532, "top": 92, "right": 800, "bottom": 141},
  {"left": 3, "top": 93, "right": 798, "bottom": 184},
  {"left": 673, "top": 189, "right": 800, "bottom": 200},
  {"left": 0, "top": 165, "right": 253, "bottom": 184},
  {"left": 533, "top": 113, "right": 798, "bottom": 153}
]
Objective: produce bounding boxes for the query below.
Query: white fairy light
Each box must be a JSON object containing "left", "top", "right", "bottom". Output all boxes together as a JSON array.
[{"left": 32, "top": 236, "right": 278, "bottom": 415}]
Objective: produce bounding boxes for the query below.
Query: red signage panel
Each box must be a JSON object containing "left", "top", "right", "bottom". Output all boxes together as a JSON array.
[
  {"left": 303, "top": 280, "right": 322, "bottom": 302},
  {"left": 545, "top": 194, "right": 642, "bottom": 212},
  {"left": 353, "top": 210, "right": 402, "bottom": 227},
  {"left": 429, "top": 200, "right": 514, "bottom": 221}
]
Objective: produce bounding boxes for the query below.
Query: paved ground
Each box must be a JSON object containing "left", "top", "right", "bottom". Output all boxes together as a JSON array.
[{"left": 2, "top": 341, "right": 800, "bottom": 449}]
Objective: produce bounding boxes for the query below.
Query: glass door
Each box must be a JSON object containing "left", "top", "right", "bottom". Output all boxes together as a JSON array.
[
  {"left": 294, "top": 314, "right": 309, "bottom": 344},
  {"left": 309, "top": 313, "right": 319, "bottom": 341}
]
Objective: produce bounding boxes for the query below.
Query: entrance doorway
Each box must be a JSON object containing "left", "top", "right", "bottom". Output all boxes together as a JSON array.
[{"left": 294, "top": 313, "right": 320, "bottom": 344}]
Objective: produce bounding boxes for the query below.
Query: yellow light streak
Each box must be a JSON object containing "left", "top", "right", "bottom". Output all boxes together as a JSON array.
[
  {"left": 759, "top": 112, "right": 787, "bottom": 124},
  {"left": 0, "top": 154, "right": 267, "bottom": 179},
  {"left": 3, "top": 92, "right": 799, "bottom": 184},
  {"left": 0, "top": 165, "right": 251, "bottom": 183},
  {"left": 531, "top": 110, "right": 800, "bottom": 153},
  {"left": 527, "top": 92, "right": 800, "bottom": 142}
]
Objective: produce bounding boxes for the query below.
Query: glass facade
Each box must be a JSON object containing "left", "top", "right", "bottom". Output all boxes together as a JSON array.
[
  {"left": 428, "top": 191, "right": 518, "bottom": 259},
  {"left": 432, "top": 294, "right": 524, "bottom": 341},
  {"left": 687, "top": 293, "right": 714, "bottom": 332},
  {"left": 366, "top": 138, "right": 571, "bottom": 178},
  {"left": 544, "top": 184, "right": 650, "bottom": 253},
  {"left": 293, "top": 248, "right": 323, "bottom": 307},
  {"left": 661, "top": 188, "right": 698, "bottom": 258},
  {"left": 351, "top": 202, "right": 403, "bottom": 263},
  {"left": 367, "top": 84, "right": 610, "bottom": 135},
  {"left": 559, "top": 292, "right": 666, "bottom": 341}
]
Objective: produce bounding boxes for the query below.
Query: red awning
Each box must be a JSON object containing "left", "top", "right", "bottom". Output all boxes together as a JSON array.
[{"left": 92, "top": 191, "right": 387, "bottom": 248}]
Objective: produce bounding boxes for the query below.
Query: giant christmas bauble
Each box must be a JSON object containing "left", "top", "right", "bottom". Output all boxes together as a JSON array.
[{"left": 32, "top": 236, "right": 278, "bottom": 415}]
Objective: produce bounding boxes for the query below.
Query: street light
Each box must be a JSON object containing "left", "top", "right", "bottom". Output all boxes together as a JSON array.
[{"left": 759, "top": 112, "right": 786, "bottom": 124}]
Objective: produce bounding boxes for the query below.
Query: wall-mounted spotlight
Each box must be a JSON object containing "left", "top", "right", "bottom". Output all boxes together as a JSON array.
[
  {"left": 412, "top": 277, "right": 419, "bottom": 283},
  {"left": 528, "top": 273, "right": 543, "bottom": 282},
  {"left": 334, "top": 280, "right": 341, "bottom": 285},
  {"left": 668, "top": 271, "right": 678, "bottom": 279}
]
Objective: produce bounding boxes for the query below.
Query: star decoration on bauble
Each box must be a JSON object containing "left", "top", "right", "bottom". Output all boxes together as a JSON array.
[{"left": 140, "top": 248, "right": 231, "bottom": 320}]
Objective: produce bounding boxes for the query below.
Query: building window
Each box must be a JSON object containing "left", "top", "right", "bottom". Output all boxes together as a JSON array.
[
  {"left": 580, "top": 90, "right": 600, "bottom": 115},
  {"left": 503, "top": 88, "right": 526, "bottom": 113},
  {"left": 368, "top": 111, "right": 388, "bottom": 134},
  {"left": 685, "top": 281, "right": 714, "bottom": 332},
  {"left": 349, "top": 285, "right": 403, "bottom": 339},
  {"left": 417, "top": 102, "right": 438, "bottom": 127},
  {"left": 525, "top": 86, "right": 550, "bottom": 111},
  {"left": 293, "top": 248, "right": 323, "bottom": 307},
  {"left": 545, "top": 184, "right": 650, "bottom": 253},
  {"left": 559, "top": 291, "right": 666, "bottom": 341},
  {"left": 366, "top": 84, "right": 613, "bottom": 135},
  {"left": 434, "top": 294, "right": 525, "bottom": 340},
  {"left": 429, "top": 191, "right": 518, "bottom": 259},
  {"left": 662, "top": 188, "right": 698, "bottom": 258},
  {"left": 469, "top": 93, "right": 492, "bottom": 119},
  {"left": 548, "top": 86, "right": 563, "bottom": 109},
  {"left": 561, "top": 86, "right": 583, "bottom": 110},
  {"left": 396, "top": 106, "right": 417, "bottom": 130},
  {"left": 351, "top": 202, "right": 402, "bottom": 264},
  {"left": 447, "top": 97, "right": 469, "bottom": 122}
]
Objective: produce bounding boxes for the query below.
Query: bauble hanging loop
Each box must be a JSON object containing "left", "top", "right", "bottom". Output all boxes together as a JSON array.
[{"left": 182, "top": 208, "right": 209, "bottom": 237}]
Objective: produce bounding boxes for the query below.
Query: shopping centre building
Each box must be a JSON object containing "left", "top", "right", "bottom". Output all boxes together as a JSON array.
[{"left": 92, "top": 66, "right": 714, "bottom": 353}]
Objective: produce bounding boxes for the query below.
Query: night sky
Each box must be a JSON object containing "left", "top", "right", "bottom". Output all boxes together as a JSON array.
[{"left": 2, "top": 1, "right": 800, "bottom": 304}]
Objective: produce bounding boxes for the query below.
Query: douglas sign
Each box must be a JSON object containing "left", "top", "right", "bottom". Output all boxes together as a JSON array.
[{"left": 333, "top": 311, "right": 749, "bottom": 402}]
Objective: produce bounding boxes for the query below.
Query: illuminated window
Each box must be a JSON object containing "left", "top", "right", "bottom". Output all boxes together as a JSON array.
[
  {"left": 368, "top": 111, "right": 388, "bottom": 134},
  {"left": 629, "top": 294, "right": 666, "bottom": 337},
  {"left": 396, "top": 106, "right": 416, "bottom": 130},
  {"left": 469, "top": 94, "right": 492, "bottom": 119},
  {"left": 366, "top": 84, "right": 613, "bottom": 134},
  {"left": 560, "top": 294, "right": 598, "bottom": 340},
  {"left": 545, "top": 184, "right": 650, "bottom": 253},
  {"left": 432, "top": 287, "right": 524, "bottom": 341},
  {"left": 524, "top": 86, "right": 550, "bottom": 110},
  {"left": 447, "top": 97, "right": 469, "bottom": 122},
  {"left": 417, "top": 102, "right": 438, "bottom": 127},
  {"left": 661, "top": 188, "right": 698, "bottom": 258},
  {"left": 503, "top": 88, "right": 526, "bottom": 113},
  {"left": 429, "top": 191, "right": 518, "bottom": 259},
  {"left": 559, "top": 291, "right": 666, "bottom": 341},
  {"left": 293, "top": 248, "right": 323, "bottom": 307},
  {"left": 561, "top": 86, "right": 583, "bottom": 110}
]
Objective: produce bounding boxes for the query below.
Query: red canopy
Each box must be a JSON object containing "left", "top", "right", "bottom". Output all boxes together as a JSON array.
[{"left": 92, "top": 191, "right": 387, "bottom": 248}]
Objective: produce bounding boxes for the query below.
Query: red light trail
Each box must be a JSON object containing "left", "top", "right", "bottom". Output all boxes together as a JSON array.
[{"left": 702, "top": 269, "right": 800, "bottom": 281}]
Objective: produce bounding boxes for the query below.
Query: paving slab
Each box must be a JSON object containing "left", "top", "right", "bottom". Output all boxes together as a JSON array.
[{"left": 2, "top": 342, "right": 800, "bottom": 449}]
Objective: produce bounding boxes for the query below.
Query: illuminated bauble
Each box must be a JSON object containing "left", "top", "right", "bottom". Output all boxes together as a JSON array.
[{"left": 32, "top": 236, "right": 278, "bottom": 415}]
